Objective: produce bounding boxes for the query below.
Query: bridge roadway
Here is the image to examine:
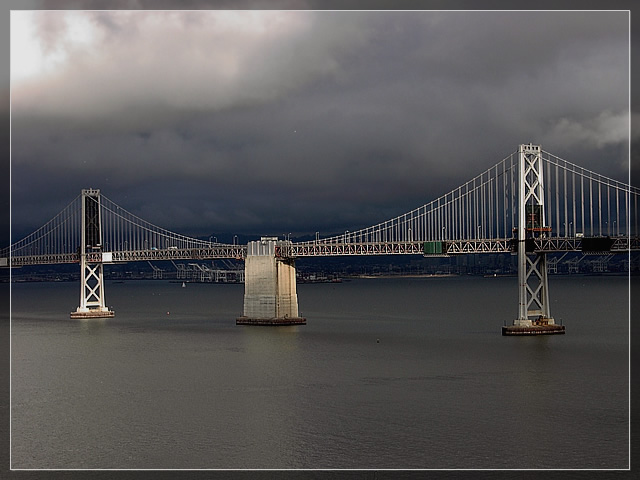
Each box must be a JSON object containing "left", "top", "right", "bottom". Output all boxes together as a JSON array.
[
  {"left": 284, "top": 235, "right": 638, "bottom": 257},
  {"left": 4, "top": 236, "right": 638, "bottom": 267}
]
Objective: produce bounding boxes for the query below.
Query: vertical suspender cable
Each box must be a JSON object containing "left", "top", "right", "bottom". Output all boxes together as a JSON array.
[
  {"left": 607, "top": 184, "right": 611, "bottom": 235},
  {"left": 51, "top": 214, "right": 55, "bottom": 255},
  {"left": 490, "top": 166, "right": 494, "bottom": 239},
  {"left": 48, "top": 211, "right": 58, "bottom": 253},
  {"left": 488, "top": 177, "right": 492, "bottom": 239},
  {"left": 634, "top": 189, "right": 637, "bottom": 236},
  {"left": 424, "top": 205, "right": 428, "bottom": 242},
  {"left": 445, "top": 197, "right": 449, "bottom": 241},
  {"left": 443, "top": 194, "right": 450, "bottom": 240},
  {"left": 456, "top": 187, "right": 461, "bottom": 240},
  {"left": 466, "top": 183, "right": 469, "bottom": 240},
  {"left": 511, "top": 155, "right": 515, "bottom": 236},
  {"left": 105, "top": 205, "right": 111, "bottom": 252},
  {"left": 589, "top": 175, "right": 595, "bottom": 236},
  {"left": 598, "top": 182, "right": 602, "bottom": 236},
  {"left": 438, "top": 198, "right": 442, "bottom": 239},
  {"left": 105, "top": 203, "right": 109, "bottom": 252},
  {"left": 514, "top": 156, "right": 518, "bottom": 236},
  {"left": 452, "top": 191, "right": 455, "bottom": 240},
  {"left": 404, "top": 213, "right": 408, "bottom": 242},
  {"left": 423, "top": 206, "right": 426, "bottom": 242},
  {"left": 615, "top": 186, "right": 619, "bottom": 236},
  {"left": 626, "top": 189, "right": 630, "bottom": 236},
  {"left": 503, "top": 159, "right": 507, "bottom": 238},
  {"left": 481, "top": 173, "right": 484, "bottom": 237},
  {"left": 432, "top": 203, "right": 436, "bottom": 241},
  {"left": 106, "top": 205, "right": 110, "bottom": 252},
  {"left": 481, "top": 173, "right": 486, "bottom": 239},
  {"left": 555, "top": 164, "right": 560, "bottom": 237},
  {"left": 50, "top": 214, "right": 54, "bottom": 255},
  {"left": 485, "top": 174, "right": 489, "bottom": 239},
  {"left": 474, "top": 177, "right": 479, "bottom": 238},
  {"left": 65, "top": 207, "right": 68, "bottom": 254},
  {"left": 572, "top": 171, "right": 576, "bottom": 237},
  {"left": 63, "top": 209, "right": 67, "bottom": 254},
  {"left": 545, "top": 158, "right": 551, "bottom": 234},
  {"left": 495, "top": 164, "right": 499, "bottom": 239},
  {"left": 563, "top": 164, "right": 568, "bottom": 236},
  {"left": 448, "top": 194, "right": 452, "bottom": 241},
  {"left": 581, "top": 174, "right": 585, "bottom": 236}
]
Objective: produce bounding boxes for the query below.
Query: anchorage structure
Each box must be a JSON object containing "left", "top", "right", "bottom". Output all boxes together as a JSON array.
[
  {"left": 505, "top": 144, "right": 564, "bottom": 335},
  {"left": 70, "top": 189, "right": 114, "bottom": 319}
]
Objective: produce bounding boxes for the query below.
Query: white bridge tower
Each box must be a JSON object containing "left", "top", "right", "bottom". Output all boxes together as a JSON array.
[
  {"left": 505, "top": 144, "right": 564, "bottom": 334},
  {"left": 70, "top": 189, "right": 114, "bottom": 319}
]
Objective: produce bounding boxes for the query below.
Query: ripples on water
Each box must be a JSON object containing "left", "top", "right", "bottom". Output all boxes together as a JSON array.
[{"left": 9, "top": 275, "right": 631, "bottom": 469}]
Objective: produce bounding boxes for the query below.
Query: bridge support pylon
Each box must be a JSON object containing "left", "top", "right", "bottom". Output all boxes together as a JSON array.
[
  {"left": 71, "top": 189, "right": 114, "bottom": 319},
  {"left": 236, "top": 237, "right": 305, "bottom": 326},
  {"left": 504, "top": 144, "right": 564, "bottom": 335}
]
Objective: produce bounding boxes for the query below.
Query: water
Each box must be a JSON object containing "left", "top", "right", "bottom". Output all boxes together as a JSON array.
[{"left": 9, "top": 275, "right": 631, "bottom": 469}]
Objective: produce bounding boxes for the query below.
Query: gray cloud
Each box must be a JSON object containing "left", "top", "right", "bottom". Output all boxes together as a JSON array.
[{"left": 10, "top": 10, "right": 630, "bottom": 240}]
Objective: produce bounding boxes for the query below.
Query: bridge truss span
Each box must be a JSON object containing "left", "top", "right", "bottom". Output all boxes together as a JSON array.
[
  {"left": 102, "top": 246, "right": 247, "bottom": 263},
  {"left": 283, "top": 235, "right": 638, "bottom": 258},
  {"left": 284, "top": 241, "right": 425, "bottom": 257}
]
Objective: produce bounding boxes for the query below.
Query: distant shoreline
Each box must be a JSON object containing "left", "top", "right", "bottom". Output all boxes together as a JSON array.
[{"left": 353, "top": 273, "right": 459, "bottom": 279}]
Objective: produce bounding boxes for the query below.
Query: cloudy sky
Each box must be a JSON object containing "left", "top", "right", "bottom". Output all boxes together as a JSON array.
[{"left": 9, "top": 8, "right": 631, "bottom": 242}]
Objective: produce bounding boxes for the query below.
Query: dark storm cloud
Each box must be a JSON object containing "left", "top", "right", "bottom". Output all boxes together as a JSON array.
[{"left": 10, "top": 10, "right": 630, "bottom": 240}]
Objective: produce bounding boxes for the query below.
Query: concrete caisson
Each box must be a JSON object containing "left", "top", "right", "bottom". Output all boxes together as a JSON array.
[{"left": 236, "top": 237, "right": 306, "bottom": 326}]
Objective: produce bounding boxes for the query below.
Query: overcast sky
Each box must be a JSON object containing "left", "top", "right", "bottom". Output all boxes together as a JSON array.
[{"left": 9, "top": 9, "right": 631, "bottom": 241}]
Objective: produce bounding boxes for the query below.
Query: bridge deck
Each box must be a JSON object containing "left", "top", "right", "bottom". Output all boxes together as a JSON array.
[
  {"left": 3, "top": 236, "right": 637, "bottom": 267},
  {"left": 284, "top": 236, "right": 638, "bottom": 258}
]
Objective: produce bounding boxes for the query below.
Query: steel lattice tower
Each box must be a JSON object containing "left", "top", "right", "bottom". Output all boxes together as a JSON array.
[
  {"left": 513, "top": 144, "right": 555, "bottom": 328},
  {"left": 70, "top": 189, "right": 114, "bottom": 318}
]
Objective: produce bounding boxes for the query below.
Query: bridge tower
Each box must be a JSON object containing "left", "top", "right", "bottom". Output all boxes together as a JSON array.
[
  {"left": 505, "top": 144, "right": 564, "bottom": 335},
  {"left": 236, "top": 237, "right": 305, "bottom": 325},
  {"left": 70, "top": 189, "right": 114, "bottom": 319}
]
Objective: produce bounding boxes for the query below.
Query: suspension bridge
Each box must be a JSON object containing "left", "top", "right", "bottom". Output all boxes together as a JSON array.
[{"left": 3, "top": 144, "right": 639, "bottom": 334}]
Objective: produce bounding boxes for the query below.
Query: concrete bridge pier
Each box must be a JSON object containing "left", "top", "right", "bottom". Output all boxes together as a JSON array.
[{"left": 236, "top": 237, "right": 306, "bottom": 326}]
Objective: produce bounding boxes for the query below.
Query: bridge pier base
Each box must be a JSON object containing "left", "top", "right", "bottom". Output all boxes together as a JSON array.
[
  {"left": 236, "top": 237, "right": 305, "bottom": 326},
  {"left": 502, "top": 324, "right": 565, "bottom": 335},
  {"left": 71, "top": 309, "right": 115, "bottom": 319},
  {"left": 71, "top": 260, "right": 114, "bottom": 319}
]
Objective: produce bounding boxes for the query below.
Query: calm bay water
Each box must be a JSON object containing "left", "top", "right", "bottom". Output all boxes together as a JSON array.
[{"left": 9, "top": 275, "right": 631, "bottom": 469}]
